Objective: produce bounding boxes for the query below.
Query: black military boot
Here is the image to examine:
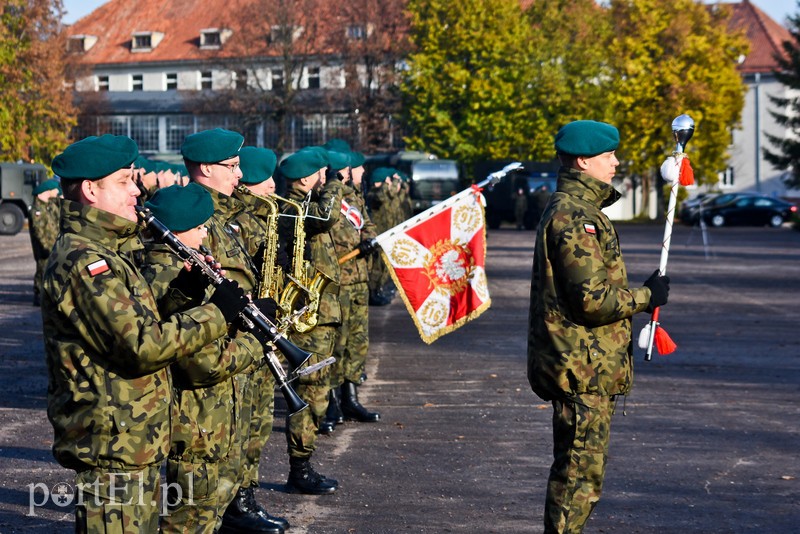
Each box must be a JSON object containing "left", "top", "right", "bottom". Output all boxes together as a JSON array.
[
  {"left": 340, "top": 381, "right": 381, "bottom": 422},
  {"left": 319, "top": 387, "right": 343, "bottom": 435},
  {"left": 218, "top": 486, "right": 285, "bottom": 534},
  {"left": 245, "top": 482, "right": 290, "bottom": 530},
  {"left": 287, "top": 456, "right": 338, "bottom": 495}
]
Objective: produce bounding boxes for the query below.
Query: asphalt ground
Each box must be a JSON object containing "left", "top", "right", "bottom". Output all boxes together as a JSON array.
[{"left": 0, "top": 221, "right": 798, "bottom": 533}]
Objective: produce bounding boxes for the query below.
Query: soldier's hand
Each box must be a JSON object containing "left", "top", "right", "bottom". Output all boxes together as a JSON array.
[
  {"left": 643, "top": 269, "right": 670, "bottom": 313},
  {"left": 209, "top": 279, "right": 249, "bottom": 323},
  {"left": 356, "top": 238, "right": 378, "bottom": 258},
  {"left": 252, "top": 297, "right": 279, "bottom": 322},
  {"left": 169, "top": 263, "right": 210, "bottom": 303}
]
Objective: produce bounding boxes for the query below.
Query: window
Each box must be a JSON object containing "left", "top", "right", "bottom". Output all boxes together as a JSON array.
[
  {"left": 271, "top": 68, "right": 284, "bottom": 90},
  {"left": 97, "top": 75, "right": 109, "bottom": 92},
  {"left": 67, "top": 34, "right": 97, "bottom": 53},
  {"left": 166, "top": 73, "right": 178, "bottom": 90},
  {"left": 132, "top": 74, "right": 143, "bottom": 91},
  {"left": 201, "top": 71, "right": 213, "bottom": 90},
  {"left": 199, "top": 28, "right": 232, "bottom": 49},
  {"left": 235, "top": 70, "right": 248, "bottom": 90},
  {"left": 306, "top": 67, "right": 320, "bottom": 89},
  {"left": 347, "top": 25, "right": 366, "bottom": 40},
  {"left": 269, "top": 25, "right": 302, "bottom": 44},
  {"left": 719, "top": 167, "right": 734, "bottom": 188},
  {"left": 133, "top": 34, "right": 151, "bottom": 49}
]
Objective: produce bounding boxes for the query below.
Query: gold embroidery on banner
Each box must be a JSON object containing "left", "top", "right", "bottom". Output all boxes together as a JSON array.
[
  {"left": 423, "top": 239, "right": 474, "bottom": 296},
  {"left": 389, "top": 237, "right": 421, "bottom": 267},
  {"left": 418, "top": 297, "right": 449, "bottom": 329},
  {"left": 452, "top": 202, "right": 482, "bottom": 234}
]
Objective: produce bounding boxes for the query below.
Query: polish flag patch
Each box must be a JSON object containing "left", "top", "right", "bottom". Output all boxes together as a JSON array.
[
  {"left": 87, "top": 259, "right": 110, "bottom": 277},
  {"left": 583, "top": 223, "right": 597, "bottom": 234}
]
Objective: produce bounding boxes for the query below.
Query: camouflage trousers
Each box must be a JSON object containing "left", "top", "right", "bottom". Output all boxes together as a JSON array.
[
  {"left": 330, "top": 282, "right": 369, "bottom": 388},
  {"left": 74, "top": 464, "right": 161, "bottom": 534},
  {"left": 216, "top": 372, "right": 250, "bottom": 521},
  {"left": 160, "top": 458, "right": 222, "bottom": 534},
  {"left": 287, "top": 325, "right": 337, "bottom": 458},
  {"left": 242, "top": 362, "right": 276, "bottom": 486},
  {"left": 544, "top": 394, "right": 614, "bottom": 534},
  {"left": 33, "top": 258, "right": 47, "bottom": 301}
]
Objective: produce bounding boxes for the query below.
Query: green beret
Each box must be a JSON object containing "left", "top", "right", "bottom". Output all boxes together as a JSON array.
[
  {"left": 555, "top": 120, "right": 619, "bottom": 157},
  {"left": 326, "top": 150, "right": 351, "bottom": 172},
  {"left": 144, "top": 183, "right": 214, "bottom": 232},
  {"left": 280, "top": 148, "right": 329, "bottom": 180},
  {"left": 349, "top": 151, "right": 366, "bottom": 168},
  {"left": 323, "top": 138, "right": 351, "bottom": 152},
  {"left": 181, "top": 128, "right": 244, "bottom": 164},
  {"left": 370, "top": 167, "right": 395, "bottom": 184},
  {"left": 396, "top": 170, "right": 410, "bottom": 182},
  {"left": 52, "top": 135, "right": 139, "bottom": 180},
  {"left": 33, "top": 178, "right": 61, "bottom": 196},
  {"left": 239, "top": 147, "right": 278, "bottom": 184}
]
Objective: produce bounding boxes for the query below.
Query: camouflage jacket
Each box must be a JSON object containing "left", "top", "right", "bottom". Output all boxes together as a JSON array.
[
  {"left": 331, "top": 185, "right": 376, "bottom": 286},
  {"left": 142, "top": 245, "right": 262, "bottom": 462},
  {"left": 279, "top": 179, "right": 345, "bottom": 326},
  {"left": 41, "top": 200, "right": 228, "bottom": 472},
  {"left": 29, "top": 197, "right": 61, "bottom": 262},
  {"left": 198, "top": 184, "right": 259, "bottom": 295},
  {"left": 527, "top": 168, "right": 651, "bottom": 401},
  {"left": 365, "top": 184, "right": 395, "bottom": 233}
]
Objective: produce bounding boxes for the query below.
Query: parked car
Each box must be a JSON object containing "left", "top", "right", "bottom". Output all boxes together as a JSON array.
[
  {"left": 691, "top": 193, "right": 797, "bottom": 227},
  {"left": 678, "top": 192, "right": 717, "bottom": 222},
  {"left": 0, "top": 162, "right": 49, "bottom": 235}
]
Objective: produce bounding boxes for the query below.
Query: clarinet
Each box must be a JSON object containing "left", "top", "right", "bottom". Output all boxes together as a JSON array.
[{"left": 136, "top": 206, "right": 313, "bottom": 416}]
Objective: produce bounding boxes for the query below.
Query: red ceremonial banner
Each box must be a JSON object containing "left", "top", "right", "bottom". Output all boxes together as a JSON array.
[{"left": 376, "top": 189, "right": 491, "bottom": 344}]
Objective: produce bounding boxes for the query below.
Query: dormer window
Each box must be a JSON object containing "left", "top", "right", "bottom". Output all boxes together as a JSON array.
[
  {"left": 131, "top": 31, "right": 164, "bottom": 53},
  {"left": 269, "top": 25, "right": 303, "bottom": 44},
  {"left": 346, "top": 24, "right": 373, "bottom": 40},
  {"left": 67, "top": 34, "right": 98, "bottom": 53},
  {"left": 200, "top": 28, "right": 232, "bottom": 50}
]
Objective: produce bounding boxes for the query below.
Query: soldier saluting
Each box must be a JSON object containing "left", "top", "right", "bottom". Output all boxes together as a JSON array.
[
  {"left": 42, "top": 134, "right": 249, "bottom": 533},
  {"left": 527, "top": 121, "right": 670, "bottom": 534}
]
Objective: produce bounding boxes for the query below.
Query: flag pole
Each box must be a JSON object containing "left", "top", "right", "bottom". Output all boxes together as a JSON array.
[{"left": 338, "top": 162, "right": 523, "bottom": 264}]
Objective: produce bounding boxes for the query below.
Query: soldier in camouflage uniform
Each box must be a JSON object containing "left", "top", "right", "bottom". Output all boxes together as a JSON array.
[
  {"left": 181, "top": 129, "right": 287, "bottom": 534},
  {"left": 365, "top": 167, "right": 398, "bottom": 305},
  {"left": 42, "top": 135, "right": 248, "bottom": 534},
  {"left": 140, "top": 184, "right": 265, "bottom": 534},
  {"left": 29, "top": 178, "right": 61, "bottom": 306},
  {"left": 277, "top": 147, "right": 345, "bottom": 495},
  {"left": 527, "top": 121, "right": 671, "bottom": 534},
  {"left": 320, "top": 150, "right": 381, "bottom": 434},
  {"left": 231, "top": 146, "right": 295, "bottom": 533}
]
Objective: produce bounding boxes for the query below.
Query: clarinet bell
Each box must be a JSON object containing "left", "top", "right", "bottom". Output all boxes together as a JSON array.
[
  {"left": 281, "top": 382, "right": 309, "bottom": 416},
  {"left": 274, "top": 336, "right": 312, "bottom": 373}
]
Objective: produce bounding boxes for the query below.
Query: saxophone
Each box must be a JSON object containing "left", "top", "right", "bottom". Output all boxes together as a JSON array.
[
  {"left": 274, "top": 193, "right": 332, "bottom": 333},
  {"left": 235, "top": 185, "right": 282, "bottom": 300}
]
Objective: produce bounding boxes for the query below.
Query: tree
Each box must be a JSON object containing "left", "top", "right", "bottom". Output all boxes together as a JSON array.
[
  {"left": 400, "top": 0, "right": 539, "bottom": 171},
  {"left": 0, "top": 0, "right": 76, "bottom": 164},
  {"left": 764, "top": 6, "right": 800, "bottom": 189},
  {"left": 605, "top": 0, "right": 748, "bottom": 204}
]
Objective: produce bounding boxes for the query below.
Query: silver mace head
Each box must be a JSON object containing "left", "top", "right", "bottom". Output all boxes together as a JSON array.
[{"left": 671, "top": 114, "right": 695, "bottom": 153}]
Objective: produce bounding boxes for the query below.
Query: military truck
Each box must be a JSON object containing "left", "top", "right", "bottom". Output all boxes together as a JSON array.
[
  {"left": 364, "top": 151, "right": 462, "bottom": 214},
  {"left": 0, "top": 162, "right": 49, "bottom": 235}
]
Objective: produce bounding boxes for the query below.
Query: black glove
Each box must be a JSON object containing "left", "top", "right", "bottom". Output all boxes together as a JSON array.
[
  {"left": 643, "top": 269, "right": 670, "bottom": 313},
  {"left": 209, "top": 279, "right": 249, "bottom": 323},
  {"left": 169, "top": 264, "right": 210, "bottom": 303},
  {"left": 356, "top": 238, "right": 378, "bottom": 258},
  {"left": 252, "top": 297, "right": 279, "bottom": 322}
]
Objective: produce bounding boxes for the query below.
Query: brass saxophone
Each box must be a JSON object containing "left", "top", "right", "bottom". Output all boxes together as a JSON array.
[
  {"left": 273, "top": 193, "right": 332, "bottom": 333},
  {"left": 235, "top": 185, "right": 282, "bottom": 300}
]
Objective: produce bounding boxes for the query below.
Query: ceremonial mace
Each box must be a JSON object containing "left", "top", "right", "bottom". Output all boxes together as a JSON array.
[{"left": 640, "top": 114, "right": 695, "bottom": 361}]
